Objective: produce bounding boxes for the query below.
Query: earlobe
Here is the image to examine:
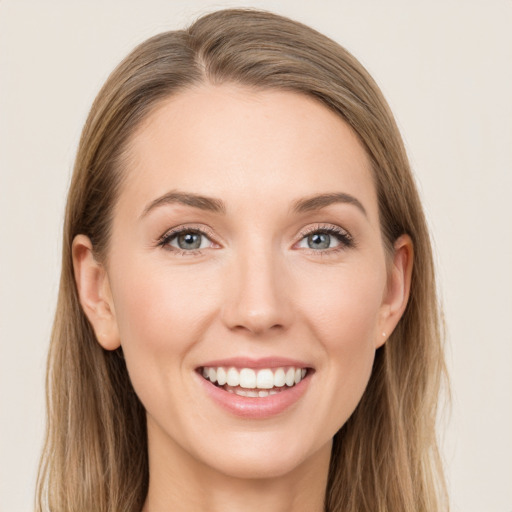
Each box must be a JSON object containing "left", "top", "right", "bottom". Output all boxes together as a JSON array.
[
  {"left": 377, "top": 234, "right": 414, "bottom": 348},
  {"left": 72, "top": 234, "right": 120, "bottom": 350}
]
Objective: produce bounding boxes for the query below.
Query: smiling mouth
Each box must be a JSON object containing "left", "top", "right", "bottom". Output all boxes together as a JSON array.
[{"left": 199, "top": 366, "right": 311, "bottom": 398}]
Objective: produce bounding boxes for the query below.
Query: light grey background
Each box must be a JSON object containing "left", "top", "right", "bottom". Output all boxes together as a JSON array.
[{"left": 1, "top": 1, "right": 511, "bottom": 511}]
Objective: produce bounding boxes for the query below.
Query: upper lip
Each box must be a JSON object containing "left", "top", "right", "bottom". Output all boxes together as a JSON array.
[{"left": 197, "top": 356, "right": 313, "bottom": 370}]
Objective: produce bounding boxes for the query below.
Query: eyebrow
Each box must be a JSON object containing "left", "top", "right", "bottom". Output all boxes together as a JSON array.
[
  {"left": 140, "top": 191, "right": 226, "bottom": 219},
  {"left": 292, "top": 192, "right": 367, "bottom": 217},
  {"left": 140, "top": 190, "right": 366, "bottom": 219}
]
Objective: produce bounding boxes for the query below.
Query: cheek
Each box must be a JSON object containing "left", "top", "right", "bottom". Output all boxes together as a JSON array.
[
  {"left": 108, "top": 258, "right": 222, "bottom": 407},
  {"left": 298, "top": 263, "right": 385, "bottom": 422},
  {"left": 301, "top": 261, "right": 385, "bottom": 346},
  {"left": 107, "top": 258, "right": 222, "bottom": 422},
  {"left": 111, "top": 259, "right": 216, "bottom": 348}
]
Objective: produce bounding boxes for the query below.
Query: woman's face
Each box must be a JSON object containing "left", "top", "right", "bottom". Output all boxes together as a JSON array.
[{"left": 80, "top": 84, "right": 409, "bottom": 480}]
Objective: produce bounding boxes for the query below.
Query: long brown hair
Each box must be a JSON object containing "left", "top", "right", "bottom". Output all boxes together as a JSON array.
[{"left": 37, "top": 9, "right": 448, "bottom": 511}]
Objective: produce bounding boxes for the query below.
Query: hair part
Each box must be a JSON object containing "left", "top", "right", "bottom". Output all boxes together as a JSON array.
[{"left": 37, "top": 8, "right": 448, "bottom": 512}]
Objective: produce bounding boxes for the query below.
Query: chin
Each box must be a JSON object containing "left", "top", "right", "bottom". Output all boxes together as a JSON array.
[
  {"left": 193, "top": 431, "right": 330, "bottom": 481},
  {"left": 208, "top": 455, "right": 308, "bottom": 481}
]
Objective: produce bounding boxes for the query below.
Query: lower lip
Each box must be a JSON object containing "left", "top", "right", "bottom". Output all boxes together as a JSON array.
[{"left": 196, "top": 372, "right": 312, "bottom": 419}]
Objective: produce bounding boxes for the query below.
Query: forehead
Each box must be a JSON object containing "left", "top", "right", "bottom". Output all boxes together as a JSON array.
[{"left": 119, "top": 84, "right": 377, "bottom": 220}]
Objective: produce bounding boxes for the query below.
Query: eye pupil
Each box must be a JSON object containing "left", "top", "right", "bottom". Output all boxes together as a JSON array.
[
  {"left": 177, "top": 232, "right": 202, "bottom": 250},
  {"left": 308, "top": 233, "right": 330, "bottom": 249}
]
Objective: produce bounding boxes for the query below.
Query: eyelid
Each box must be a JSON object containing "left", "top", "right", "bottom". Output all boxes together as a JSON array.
[
  {"left": 157, "top": 224, "right": 220, "bottom": 251},
  {"left": 296, "top": 223, "right": 352, "bottom": 240},
  {"left": 293, "top": 223, "right": 355, "bottom": 251}
]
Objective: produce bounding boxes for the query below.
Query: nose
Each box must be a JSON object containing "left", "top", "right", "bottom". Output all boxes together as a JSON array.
[{"left": 221, "top": 245, "right": 293, "bottom": 336}]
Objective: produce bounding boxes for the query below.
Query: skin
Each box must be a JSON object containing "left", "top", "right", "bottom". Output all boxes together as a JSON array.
[{"left": 73, "top": 84, "right": 412, "bottom": 512}]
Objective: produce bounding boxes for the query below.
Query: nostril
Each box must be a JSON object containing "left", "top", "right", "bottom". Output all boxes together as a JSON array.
[{"left": 231, "top": 321, "right": 285, "bottom": 335}]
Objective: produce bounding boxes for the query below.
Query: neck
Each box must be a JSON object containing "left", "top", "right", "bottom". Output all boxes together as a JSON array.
[{"left": 142, "top": 419, "right": 331, "bottom": 512}]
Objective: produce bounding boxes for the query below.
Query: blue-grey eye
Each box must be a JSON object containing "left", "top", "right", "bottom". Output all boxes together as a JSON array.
[
  {"left": 169, "top": 231, "right": 210, "bottom": 250},
  {"left": 307, "top": 232, "right": 331, "bottom": 249},
  {"left": 297, "top": 230, "right": 344, "bottom": 250}
]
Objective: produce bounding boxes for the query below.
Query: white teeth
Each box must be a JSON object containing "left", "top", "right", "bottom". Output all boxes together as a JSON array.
[
  {"left": 256, "top": 369, "right": 274, "bottom": 389},
  {"left": 201, "top": 365, "right": 309, "bottom": 390},
  {"left": 232, "top": 388, "right": 272, "bottom": 397},
  {"left": 274, "top": 368, "right": 286, "bottom": 387},
  {"left": 216, "top": 367, "right": 227, "bottom": 386},
  {"left": 239, "top": 368, "right": 256, "bottom": 389},
  {"left": 226, "top": 367, "right": 240, "bottom": 387}
]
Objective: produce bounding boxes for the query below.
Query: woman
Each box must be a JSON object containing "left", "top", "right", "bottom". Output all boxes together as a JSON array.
[{"left": 36, "top": 8, "right": 448, "bottom": 512}]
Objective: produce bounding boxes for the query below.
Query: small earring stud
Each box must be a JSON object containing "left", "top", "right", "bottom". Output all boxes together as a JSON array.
[{"left": 382, "top": 332, "right": 386, "bottom": 337}]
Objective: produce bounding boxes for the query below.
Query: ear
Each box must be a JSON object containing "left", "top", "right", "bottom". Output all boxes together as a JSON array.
[
  {"left": 377, "top": 234, "right": 414, "bottom": 348},
  {"left": 72, "top": 234, "right": 120, "bottom": 350}
]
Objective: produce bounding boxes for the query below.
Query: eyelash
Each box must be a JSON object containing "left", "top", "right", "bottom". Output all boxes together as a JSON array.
[
  {"left": 157, "top": 223, "right": 354, "bottom": 256},
  {"left": 297, "top": 224, "right": 355, "bottom": 254},
  {"left": 157, "top": 225, "right": 218, "bottom": 256}
]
